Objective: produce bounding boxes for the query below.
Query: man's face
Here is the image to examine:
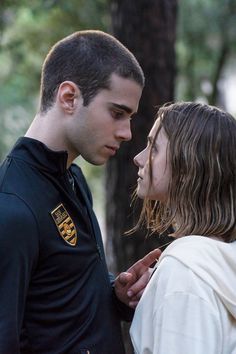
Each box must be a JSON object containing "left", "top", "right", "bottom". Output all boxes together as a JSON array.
[{"left": 67, "top": 73, "right": 142, "bottom": 165}]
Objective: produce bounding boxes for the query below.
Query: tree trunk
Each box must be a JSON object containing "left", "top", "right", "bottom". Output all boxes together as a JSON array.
[
  {"left": 106, "top": 1, "right": 177, "bottom": 351},
  {"left": 106, "top": 0, "right": 177, "bottom": 273}
]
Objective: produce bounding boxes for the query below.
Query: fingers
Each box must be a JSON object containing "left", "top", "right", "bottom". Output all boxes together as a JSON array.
[
  {"left": 128, "top": 288, "right": 145, "bottom": 308},
  {"left": 127, "top": 248, "right": 161, "bottom": 274},
  {"left": 128, "top": 289, "right": 144, "bottom": 301},
  {"left": 116, "top": 272, "right": 133, "bottom": 287},
  {"left": 139, "top": 248, "right": 161, "bottom": 268},
  {"left": 114, "top": 249, "right": 162, "bottom": 308},
  {"left": 128, "top": 300, "right": 139, "bottom": 309},
  {"left": 127, "top": 269, "right": 152, "bottom": 299}
]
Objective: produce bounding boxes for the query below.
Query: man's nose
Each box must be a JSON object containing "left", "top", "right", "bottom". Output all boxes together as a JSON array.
[{"left": 115, "top": 120, "right": 132, "bottom": 142}]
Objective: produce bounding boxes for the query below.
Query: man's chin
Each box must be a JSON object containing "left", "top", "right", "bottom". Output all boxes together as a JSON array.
[{"left": 85, "top": 156, "right": 108, "bottom": 166}]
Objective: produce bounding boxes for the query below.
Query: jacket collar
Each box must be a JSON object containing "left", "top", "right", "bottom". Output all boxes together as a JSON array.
[{"left": 8, "top": 137, "right": 68, "bottom": 175}]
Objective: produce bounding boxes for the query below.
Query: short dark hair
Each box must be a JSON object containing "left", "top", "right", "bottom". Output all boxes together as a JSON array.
[{"left": 39, "top": 30, "right": 144, "bottom": 113}]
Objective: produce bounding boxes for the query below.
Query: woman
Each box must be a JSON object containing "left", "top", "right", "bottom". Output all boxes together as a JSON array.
[{"left": 130, "top": 102, "right": 236, "bottom": 354}]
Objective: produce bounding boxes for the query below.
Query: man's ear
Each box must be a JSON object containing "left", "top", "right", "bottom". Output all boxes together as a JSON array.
[{"left": 57, "top": 81, "right": 81, "bottom": 114}]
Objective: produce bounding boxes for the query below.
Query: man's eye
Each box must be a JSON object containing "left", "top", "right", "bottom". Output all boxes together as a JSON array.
[{"left": 112, "top": 110, "right": 124, "bottom": 119}]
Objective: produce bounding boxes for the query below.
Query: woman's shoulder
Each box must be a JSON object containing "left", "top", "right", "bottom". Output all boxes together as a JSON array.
[
  {"left": 160, "top": 235, "right": 227, "bottom": 264},
  {"left": 154, "top": 235, "right": 236, "bottom": 306}
]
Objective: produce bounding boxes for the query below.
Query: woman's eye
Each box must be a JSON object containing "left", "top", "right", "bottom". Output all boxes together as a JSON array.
[{"left": 151, "top": 144, "right": 158, "bottom": 155}]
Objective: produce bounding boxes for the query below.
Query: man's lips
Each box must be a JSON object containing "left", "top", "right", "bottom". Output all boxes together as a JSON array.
[{"left": 105, "top": 145, "right": 119, "bottom": 155}]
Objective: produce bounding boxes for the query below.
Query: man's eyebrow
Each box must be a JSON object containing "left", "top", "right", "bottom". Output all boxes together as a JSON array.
[{"left": 111, "top": 103, "right": 133, "bottom": 115}]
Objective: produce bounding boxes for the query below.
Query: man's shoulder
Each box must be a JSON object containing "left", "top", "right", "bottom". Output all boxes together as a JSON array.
[
  {"left": 0, "top": 192, "right": 35, "bottom": 221},
  {"left": 0, "top": 153, "right": 42, "bottom": 198},
  {"left": 0, "top": 156, "right": 39, "bottom": 224},
  {"left": 0, "top": 157, "right": 11, "bottom": 188},
  {"left": 0, "top": 192, "right": 39, "bottom": 249},
  {"left": 0, "top": 155, "right": 26, "bottom": 190}
]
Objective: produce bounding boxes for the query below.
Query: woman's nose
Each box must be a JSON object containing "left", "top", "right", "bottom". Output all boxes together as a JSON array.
[
  {"left": 133, "top": 154, "right": 139, "bottom": 167},
  {"left": 133, "top": 150, "right": 144, "bottom": 167}
]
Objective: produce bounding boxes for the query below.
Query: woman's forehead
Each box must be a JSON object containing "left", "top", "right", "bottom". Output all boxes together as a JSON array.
[
  {"left": 150, "top": 118, "right": 161, "bottom": 136},
  {"left": 150, "top": 118, "right": 168, "bottom": 142}
]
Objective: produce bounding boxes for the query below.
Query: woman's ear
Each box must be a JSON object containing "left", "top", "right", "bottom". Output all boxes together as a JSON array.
[{"left": 57, "top": 81, "right": 82, "bottom": 114}]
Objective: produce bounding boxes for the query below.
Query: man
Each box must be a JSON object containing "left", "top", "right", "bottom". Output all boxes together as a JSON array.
[{"left": 0, "top": 30, "right": 160, "bottom": 353}]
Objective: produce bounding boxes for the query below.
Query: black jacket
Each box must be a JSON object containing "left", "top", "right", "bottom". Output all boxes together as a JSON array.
[{"left": 0, "top": 137, "right": 132, "bottom": 354}]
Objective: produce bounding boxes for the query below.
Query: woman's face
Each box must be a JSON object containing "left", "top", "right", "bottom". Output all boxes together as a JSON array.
[{"left": 134, "top": 120, "right": 171, "bottom": 202}]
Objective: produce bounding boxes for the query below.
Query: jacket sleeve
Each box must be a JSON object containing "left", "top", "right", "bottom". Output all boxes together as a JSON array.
[{"left": 0, "top": 193, "right": 39, "bottom": 354}]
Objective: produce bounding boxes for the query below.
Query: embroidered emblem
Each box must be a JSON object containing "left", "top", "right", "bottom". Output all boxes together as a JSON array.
[{"left": 51, "top": 204, "right": 77, "bottom": 246}]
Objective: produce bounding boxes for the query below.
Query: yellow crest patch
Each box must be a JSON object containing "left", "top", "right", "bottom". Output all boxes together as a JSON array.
[{"left": 51, "top": 204, "right": 77, "bottom": 246}]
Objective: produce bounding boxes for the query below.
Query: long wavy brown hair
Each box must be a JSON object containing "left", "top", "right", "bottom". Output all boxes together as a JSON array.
[{"left": 137, "top": 102, "right": 236, "bottom": 242}]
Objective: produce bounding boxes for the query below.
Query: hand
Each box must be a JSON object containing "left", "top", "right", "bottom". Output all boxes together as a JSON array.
[{"left": 114, "top": 248, "right": 161, "bottom": 308}]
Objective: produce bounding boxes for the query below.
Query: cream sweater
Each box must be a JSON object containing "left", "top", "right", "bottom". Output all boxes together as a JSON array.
[{"left": 130, "top": 236, "right": 236, "bottom": 354}]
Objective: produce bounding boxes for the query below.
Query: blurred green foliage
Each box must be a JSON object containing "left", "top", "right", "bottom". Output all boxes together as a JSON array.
[
  {"left": 0, "top": 0, "right": 235, "bottom": 170},
  {"left": 176, "top": 0, "right": 236, "bottom": 105},
  {"left": 0, "top": 0, "right": 110, "bottom": 159},
  {"left": 0, "top": 0, "right": 109, "bottom": 208}
]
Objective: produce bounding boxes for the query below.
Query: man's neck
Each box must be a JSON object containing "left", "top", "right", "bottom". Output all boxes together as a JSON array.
[{"left": 25, "top": 111, "right": 73, "bottom": 168}]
